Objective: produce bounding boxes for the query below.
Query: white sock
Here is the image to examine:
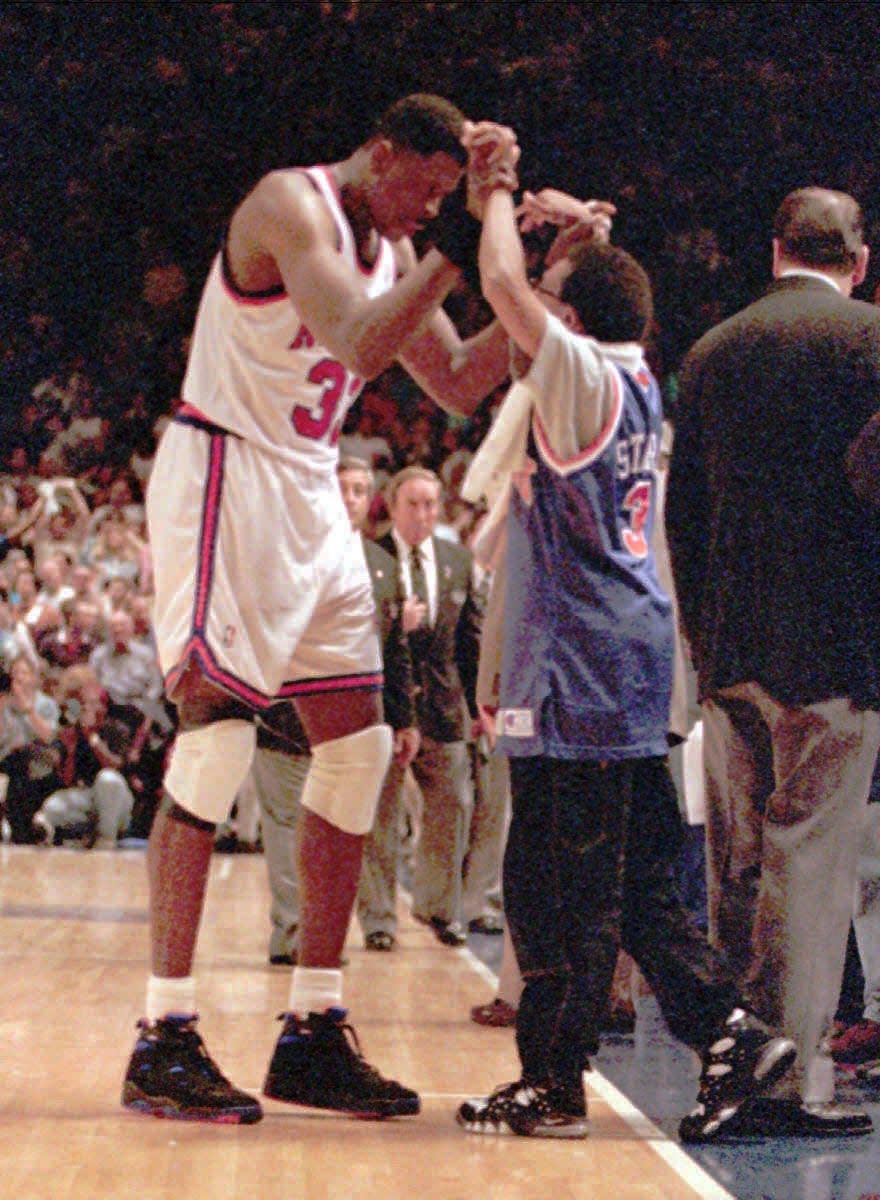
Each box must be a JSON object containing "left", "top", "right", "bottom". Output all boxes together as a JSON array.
[
  {"left": 146, "top": 974, "right": 197, "bottom": 1022},
  {"left": 288, "top": 967, "right": 343, "bottom": 1018}
]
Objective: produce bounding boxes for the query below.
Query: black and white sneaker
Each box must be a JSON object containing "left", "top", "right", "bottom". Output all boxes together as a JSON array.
[
  {"left": 679, "top": 1008, "right": 796, "bottom": 1143},
  {"left": 263, "top": 1007, "right": 420, "bottom": 1118},
  {"left": 121, "top": 1015, "right": 263, "bottom": 1124},
  {"left": 457, "top": 1080, "right": 588, "bottom": 1138}
]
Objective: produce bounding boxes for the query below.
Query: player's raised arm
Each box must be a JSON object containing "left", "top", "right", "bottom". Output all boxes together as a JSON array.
[
  {"left": 477, "top": 188, "right": 549, "bottom": 360},
  {"left": 477, "top": 185, "right": 618, "bottom": 360},
  {"left": 396, "top": 121, "right": 521, "bottom": 415}
]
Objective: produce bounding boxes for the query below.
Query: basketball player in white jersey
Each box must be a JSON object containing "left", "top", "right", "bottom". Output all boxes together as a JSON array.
[{"left": 122, "top": 94, "right": 519, "bottom": 1124}]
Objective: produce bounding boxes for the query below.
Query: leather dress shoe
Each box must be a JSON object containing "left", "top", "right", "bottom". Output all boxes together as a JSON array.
[
  {"left": 468, "top": 913, "right": 504, "bottom": 935},
  {"left": 721, "top": 1098, "right": 873, "bottom": 1138},
  {"left": 365, "top": 930, "right": 395, "bottom": 951},
  {"left": 430, "top": 918, "right": 467, "bottom": 947}
]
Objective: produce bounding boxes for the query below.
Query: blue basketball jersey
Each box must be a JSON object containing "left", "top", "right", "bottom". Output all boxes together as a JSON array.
[{"left": 497, "top": 360, "right": 673, "bottom": 760}]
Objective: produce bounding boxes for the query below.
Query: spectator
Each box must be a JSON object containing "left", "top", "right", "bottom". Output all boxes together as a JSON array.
[
  {"left": 89, "top": 607, "right": 164, "bottom": 714},
  {"left": 0, "top": 592, "right": 40, "bottom": 673},
  {"left": 368, "top": 465, "right": 484, "bottom": 949},
  {"left": 68, "top": 562, "right": 102, "bottom": 606},
  {"left": 86, "top": 472, "right": 146, "bottom": 540},
  {"left": 99, "top": 575, "right": 136, "bottom": 620},
  {"left": 89, "top": 607, "right": 174, "bottom": 839},
  {"left": 10, "top": 563, "right": 49, "bottom": 630},
  {"left": 39, "top": 372, "right": 110, "bottom": 477},
  {"left": 35, "top": 552, "right": 75, "bottom": 612},
  {"left": 0, "top": 654, "right": 61, "bottom": 843},
  {"left": 23, "top": 477, "right": 91, "bottom": 573},
  {"left": 37, "top": 597, "right": 104, "bottom": 671},
  {"left": 0, "top": 486, "right": 42, "bottom": 565},
  {"left": 829, "top": 753, "right": 880, "bottom": 1072},
  {"left": 129, "top": 594, "right": 157, "bottom": 651},
  {"left": 82, "top": 509, "right": 146, "bottom": 591},
  {"left": 32, "top": 665, "right": 135, "bottom": 848},
  {"left": 249, "top": 455, "right": 419, "bottom": 961}
]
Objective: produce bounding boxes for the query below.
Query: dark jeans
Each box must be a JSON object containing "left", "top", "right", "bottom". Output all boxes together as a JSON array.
[
  {"left": 504, "top": 754, "right": 740, "bottom": 1091},
  {"left": 0, "top": 746, "right": 62, "bottom": 843}
]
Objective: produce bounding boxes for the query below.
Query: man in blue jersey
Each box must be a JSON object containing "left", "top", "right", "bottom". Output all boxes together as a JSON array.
[{"left": 454, "top": 186, "right": 796, "bottom": 1142}]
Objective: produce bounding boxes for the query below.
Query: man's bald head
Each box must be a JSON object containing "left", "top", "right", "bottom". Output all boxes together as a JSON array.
[{"left": 773, "top": 187, "right": 865, "bottom": 271}]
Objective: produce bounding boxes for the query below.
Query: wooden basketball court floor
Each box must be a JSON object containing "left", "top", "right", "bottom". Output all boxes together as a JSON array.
[{"left": 0, "top": 843, "right": 740, "bottom": 1200}]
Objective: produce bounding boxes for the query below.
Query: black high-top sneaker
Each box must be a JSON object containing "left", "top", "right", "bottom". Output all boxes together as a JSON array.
[
  {"left": 263, "top": 1007, "right": 420, "bottom": 1118},
  {"left": 121, "top": 1015, "right": 263, "bottom": 1124}
]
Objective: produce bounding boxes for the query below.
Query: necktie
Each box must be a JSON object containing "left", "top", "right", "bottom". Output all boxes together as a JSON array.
[{"left": 410, "top": 546, "right": 429, "bottom": 612}]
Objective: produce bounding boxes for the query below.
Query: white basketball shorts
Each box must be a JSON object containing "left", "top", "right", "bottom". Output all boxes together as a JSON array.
[{"left": 146, "top": 417, "right": 381, "bottom": 709}]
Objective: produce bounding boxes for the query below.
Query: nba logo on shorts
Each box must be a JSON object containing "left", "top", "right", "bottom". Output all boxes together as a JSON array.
[{"left": 223, "top": 624, "right": 237, "bottom": 648}]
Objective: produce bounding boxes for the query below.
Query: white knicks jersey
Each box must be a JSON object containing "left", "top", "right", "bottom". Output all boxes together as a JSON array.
[{"left": 180, "top": 166, "right": 397, "bottom": 471}]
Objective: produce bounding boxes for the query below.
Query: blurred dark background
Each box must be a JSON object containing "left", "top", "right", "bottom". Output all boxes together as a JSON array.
[{"left": 3, "top": 0, "right": 880, "bottom": 460}]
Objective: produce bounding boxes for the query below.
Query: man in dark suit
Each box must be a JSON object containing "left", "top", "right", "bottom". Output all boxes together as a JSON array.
[
  {"left": 252, "top": 456, "right": 419, "bottom": 962},
  {"left": 667, "top": 187, "right": 880, "bottom": 1138},
  {"left": 358, "top": 464, "right": 482, "bottom": 947}
]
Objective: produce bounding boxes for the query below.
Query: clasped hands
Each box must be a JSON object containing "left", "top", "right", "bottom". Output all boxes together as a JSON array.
[
  {"left": 461, "top": 120, "right": 520, "bottom": 217},
  {"left": 461, "top": 121, "right": 616, "bottom": 254}
]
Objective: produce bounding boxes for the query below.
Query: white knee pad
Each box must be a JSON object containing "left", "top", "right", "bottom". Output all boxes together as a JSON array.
[
  {"left": 300, "top": 724, "right": 393, "bottom": 835},
  {"left": 164, "top": 719, "right": 256, "bottom": 825}
]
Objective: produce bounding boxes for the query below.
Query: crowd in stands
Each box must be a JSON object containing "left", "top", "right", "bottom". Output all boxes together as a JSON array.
[{"left": 0, "top": 470, "right": 174, "bottom": 845}]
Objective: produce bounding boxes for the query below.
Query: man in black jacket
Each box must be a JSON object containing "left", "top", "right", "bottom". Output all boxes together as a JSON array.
[{"left": 667, "top": 186, "right": 880, "bottom": 1137}]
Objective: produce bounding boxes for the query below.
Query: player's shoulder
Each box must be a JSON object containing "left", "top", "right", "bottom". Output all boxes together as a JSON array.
[
  {"left": 236, "top": 166, "right": 335, "bottom": 241},
  {"left": 244, "top": 167, "right": 320, "bottom": 214}
]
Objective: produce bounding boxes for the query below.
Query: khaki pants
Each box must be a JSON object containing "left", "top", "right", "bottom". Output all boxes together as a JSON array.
[{"left": 702, "top": 683, "right": 880, "bottom": 1102}]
